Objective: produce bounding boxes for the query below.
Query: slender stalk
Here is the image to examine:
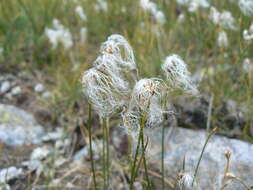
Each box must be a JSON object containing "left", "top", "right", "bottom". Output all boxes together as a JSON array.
[
  {"left": 87, "top": 104, "right": 97, "bottom": 190},
  {"left": 161, "top": 92, "right": 169, "bottom": 190},
  {"left": 129, "top": 129, "right": 142, "bottom": 190},
  {"left": 161, "top": 123, "right": 165, "bottom": 190},
  {"left": 102, "top": 118, "right": 106, "bottom": 190},
  {"left": 191, "top": 127, "right": 218, "bottom": 186},
  {"left": 206, "top": 94, "right": 214, "bottom": 133},
  {"left": 228, "top": 176, "right": 251, "bottom": 190},
  {"left": 105, "top": 117, "right": 110, "bottom": 188},
  {"left": 129, "top": 113, "right": 151, "bottom": 190},
  {"left": 140, "top": 117, "right": 151, "bottom": 189}
]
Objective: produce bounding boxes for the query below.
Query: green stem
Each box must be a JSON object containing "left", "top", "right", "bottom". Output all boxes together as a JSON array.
[
  {"left": 140, "top": 118, "right": 151, "bottom": 189},
  {"left": 88, "top": 104, "right": 97, "bottom": 190},
  {"left": 129, "top": 128, "right": 142, "bottom": 190},
  {"left": 105, "top": 117, "right": 110, "bottom": 188},
  {"left": 161, "top": 124, "right": 165, "bottom": 190},
  {"left": 102, "top": 118, "right": 106, "bottom": 190},
  {"left": 191, "top": 127, "right": 218, "bottom": 186}
]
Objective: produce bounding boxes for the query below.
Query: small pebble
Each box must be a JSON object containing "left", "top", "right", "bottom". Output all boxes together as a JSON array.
[
  {"left": 30, "top": 146, "right": 50, "bottom": 160},
  {"left": 0, "top": 167, "right": 23, "bottom": 183},
  {"left": 11, "top": 86, "right": 21, "bottom": 95},
  {"left": 42, "top": 91, "right": 51, "bottom": 98},
  {"left": 34, "top": 83, "right": 44, "bottom": 93},
  {"left": 0, "top": 81, "right": 11, "bottom": 93}
]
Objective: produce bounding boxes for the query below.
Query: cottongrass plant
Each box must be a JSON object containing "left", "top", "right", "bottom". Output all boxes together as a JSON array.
[
  {"left": 176, "top": 0, "right": 210, "bottom": 13},
  {"left": 139, "top": 0, "right": 166, "bottom": 25},
  {"left": 45, "top": 19, "right": 73, "bottom": 50},
  {"left": 161, "top": 54, "right": 198, "bottom": 95},
  {"left": 209, "top": 7, "right": 238, "bottom": 31},
  {"left": 243, "top": 23, "right": 253, "bottom": 41},
  {"left": 217, "top": 30, "right": 229, "bottom": 48},
  {"left": 238, "top": 0, "right": 253, "bottom": 16},
  {"left": 82, "top": 34, "right": 137, "bottom": 189},
  {"left": 82, "top": 34, "right": 198, "bottom": 189}
]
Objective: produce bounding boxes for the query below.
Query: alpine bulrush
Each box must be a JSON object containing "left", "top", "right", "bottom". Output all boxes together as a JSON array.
[
  {"left": 75, "top": 5, "right": 87, "bottom": 21},
  {"left": 243, "top": 22, "right": 253, "bottom": 40},
  {"left": 140, "top": 0, "right": 166, "bottom": 25},
  {"left": 209, "top": 7, "right": 238, "bottom": 31},
  {"left": 82, "top": 68, "right": 124, "bottom": 117},
  {"left": 162, "top": 54, "right": 198, "bottom": 95},
  {"left": 238, "top": 0, "right": 253, "bottom": 16},
  {"left": 123, "top": 78, "right": 164, "bottom": 136},
  {"left": 45, "top": 19, "right": 73, "bottom": 49},
  {"left": 80, "top": 27, "right": 88, "bottom": 44},
  {"left": 82, "top": 34, "right": 137, "bottom": 117},
  {"left": 94, "top": 0, "right": 108, "bottom": 12},
  {"left": 217, "top": 30, "right": 229, "bottom": 48},
  {"left": 242, "top": 58, "right": 253, "bottom": 72},
  {"left": 177, "top": 172, "right": 199, "bottom": 190},
  {"left": 100, "top": 34, "right": 137, "bottom": 71},
  {"left": 176, "top": 0, "right": 210, "bottom": 12}
]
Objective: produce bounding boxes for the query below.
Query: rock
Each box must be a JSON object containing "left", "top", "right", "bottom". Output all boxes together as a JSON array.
[
  {"left": 175, "top": 96, "right": 209, "bottom": 129},
  {"left": 0, "top": 81, "right": 11, "bottom": 93},
  {"left": 42, "top": 128, "right": 64, "bottom": 142},
  {"left": 73, "top": 141, "right": 102, "bottom": 161},
  {"left": 0, "top": 184, "right": 11, "bottom": 190},
  {"left": 11, "top": 86, "right": 21, "bottom": 96},
  {"left": 22, "top": 160, "right": 44, "bottom": 175},
  {"left": 34, "top": 83, "right": 44, "bottom": 93},
  {"left": 147, "top": 127, "right": 253, "bottom": 190},
  {"left": 42, "top": 91, "right": 51, "bottom": 98},
  {"left": 30, "top": 146, "right": 51, "bottom": 160},
  {"left": 0, "top": 167, "right": 23, "bottom": 183},
  {"left": 0, "top": 104, "right": 46, "bottom": 146}
]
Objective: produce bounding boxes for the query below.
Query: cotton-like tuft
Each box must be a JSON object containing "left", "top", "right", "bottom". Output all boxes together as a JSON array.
[
  {"left": 45, "top": 19, "right": 73, "bottom": 49},
  {"left": 162, "top": 54, "right": 198, "bottom": 95},
  {"left": 82, "top": 68, "right": 124, "bottom": 117},
  {"left": 100, "top": 34, "right": 136, "bottom": 71},
  {"left": 238, "top": 0, "right": 253, "bottom": 16},
  {"left": 217, "top": 30, "right": 229, "bottom": 48},
  {"left": 75, "top": 6, "right": 87, "bottom": 21},
  {"left": 209, "top": 7, "right": 238, "bottom": 31},
  {"left": 243, "top": 22, "right": 253, "bottom": 40}
]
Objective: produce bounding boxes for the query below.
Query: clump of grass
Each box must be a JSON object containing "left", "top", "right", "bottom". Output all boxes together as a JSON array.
[{"left": 81, "top": 33, "right": 198, "bottom": 189}]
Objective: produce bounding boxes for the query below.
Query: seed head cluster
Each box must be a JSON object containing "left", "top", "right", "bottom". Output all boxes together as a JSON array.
[
  {"left": 82, "top": 34, "right": 198, "bottom": 135},
  {"left": 162, "top": 54, "right": 198, "bottom": 95}
]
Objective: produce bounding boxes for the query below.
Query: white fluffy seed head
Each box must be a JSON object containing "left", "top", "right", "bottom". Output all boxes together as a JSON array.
[
  {"left": 82, "top": 68, "right": 124, "bottom": 117},
  {"left": 162, "top": 54, "right": 198, "bottom": 95},
  {"left": 209, "top": 7, "right": 238, "bottom": 30},
  {"left": 75, "top": 6, "right": 87, "bottom": 21},
  {"left": 243, "top": 23, "right": 253, "bottom": 40},
  {"left": 178, "top": 173, "right": 199, "bottom": 190},
  {"left": 146, "top": 96, "right": 164, "bottom": 127},
  {"left": 238, "top": 0, "right": 253, "bottom": 16},
  {"left": 94, "top": 54, "right": 130, "bottom": 94},
  {"left": 217, "top": 30, "right": 229, "bottom": 48},
  {"left": 209, "top": 6, "right": 220, "bottom": 25},
  {"left": 140, "top": 0, "right": 166, "bottom": 24},
  {"left": 219, "top": 11, "right": 238, "bottom": 30},
  {"left": 122, "top": 110, "right": 140, "bottom": 137},
  {"left": 45, "top": 19, "right": 73, "bottom": 49},
  {"left": 100, "top": 34, "right": 136, "bottom": 71},
  {"left": 130, "top": 78, "right": 162, "bottom": 110},
  {"left": 80, "top": 27, "right": 88, "bottom": 44},
  {"left": 242, "top": 58, "right": 253, "bottom": 72}
]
